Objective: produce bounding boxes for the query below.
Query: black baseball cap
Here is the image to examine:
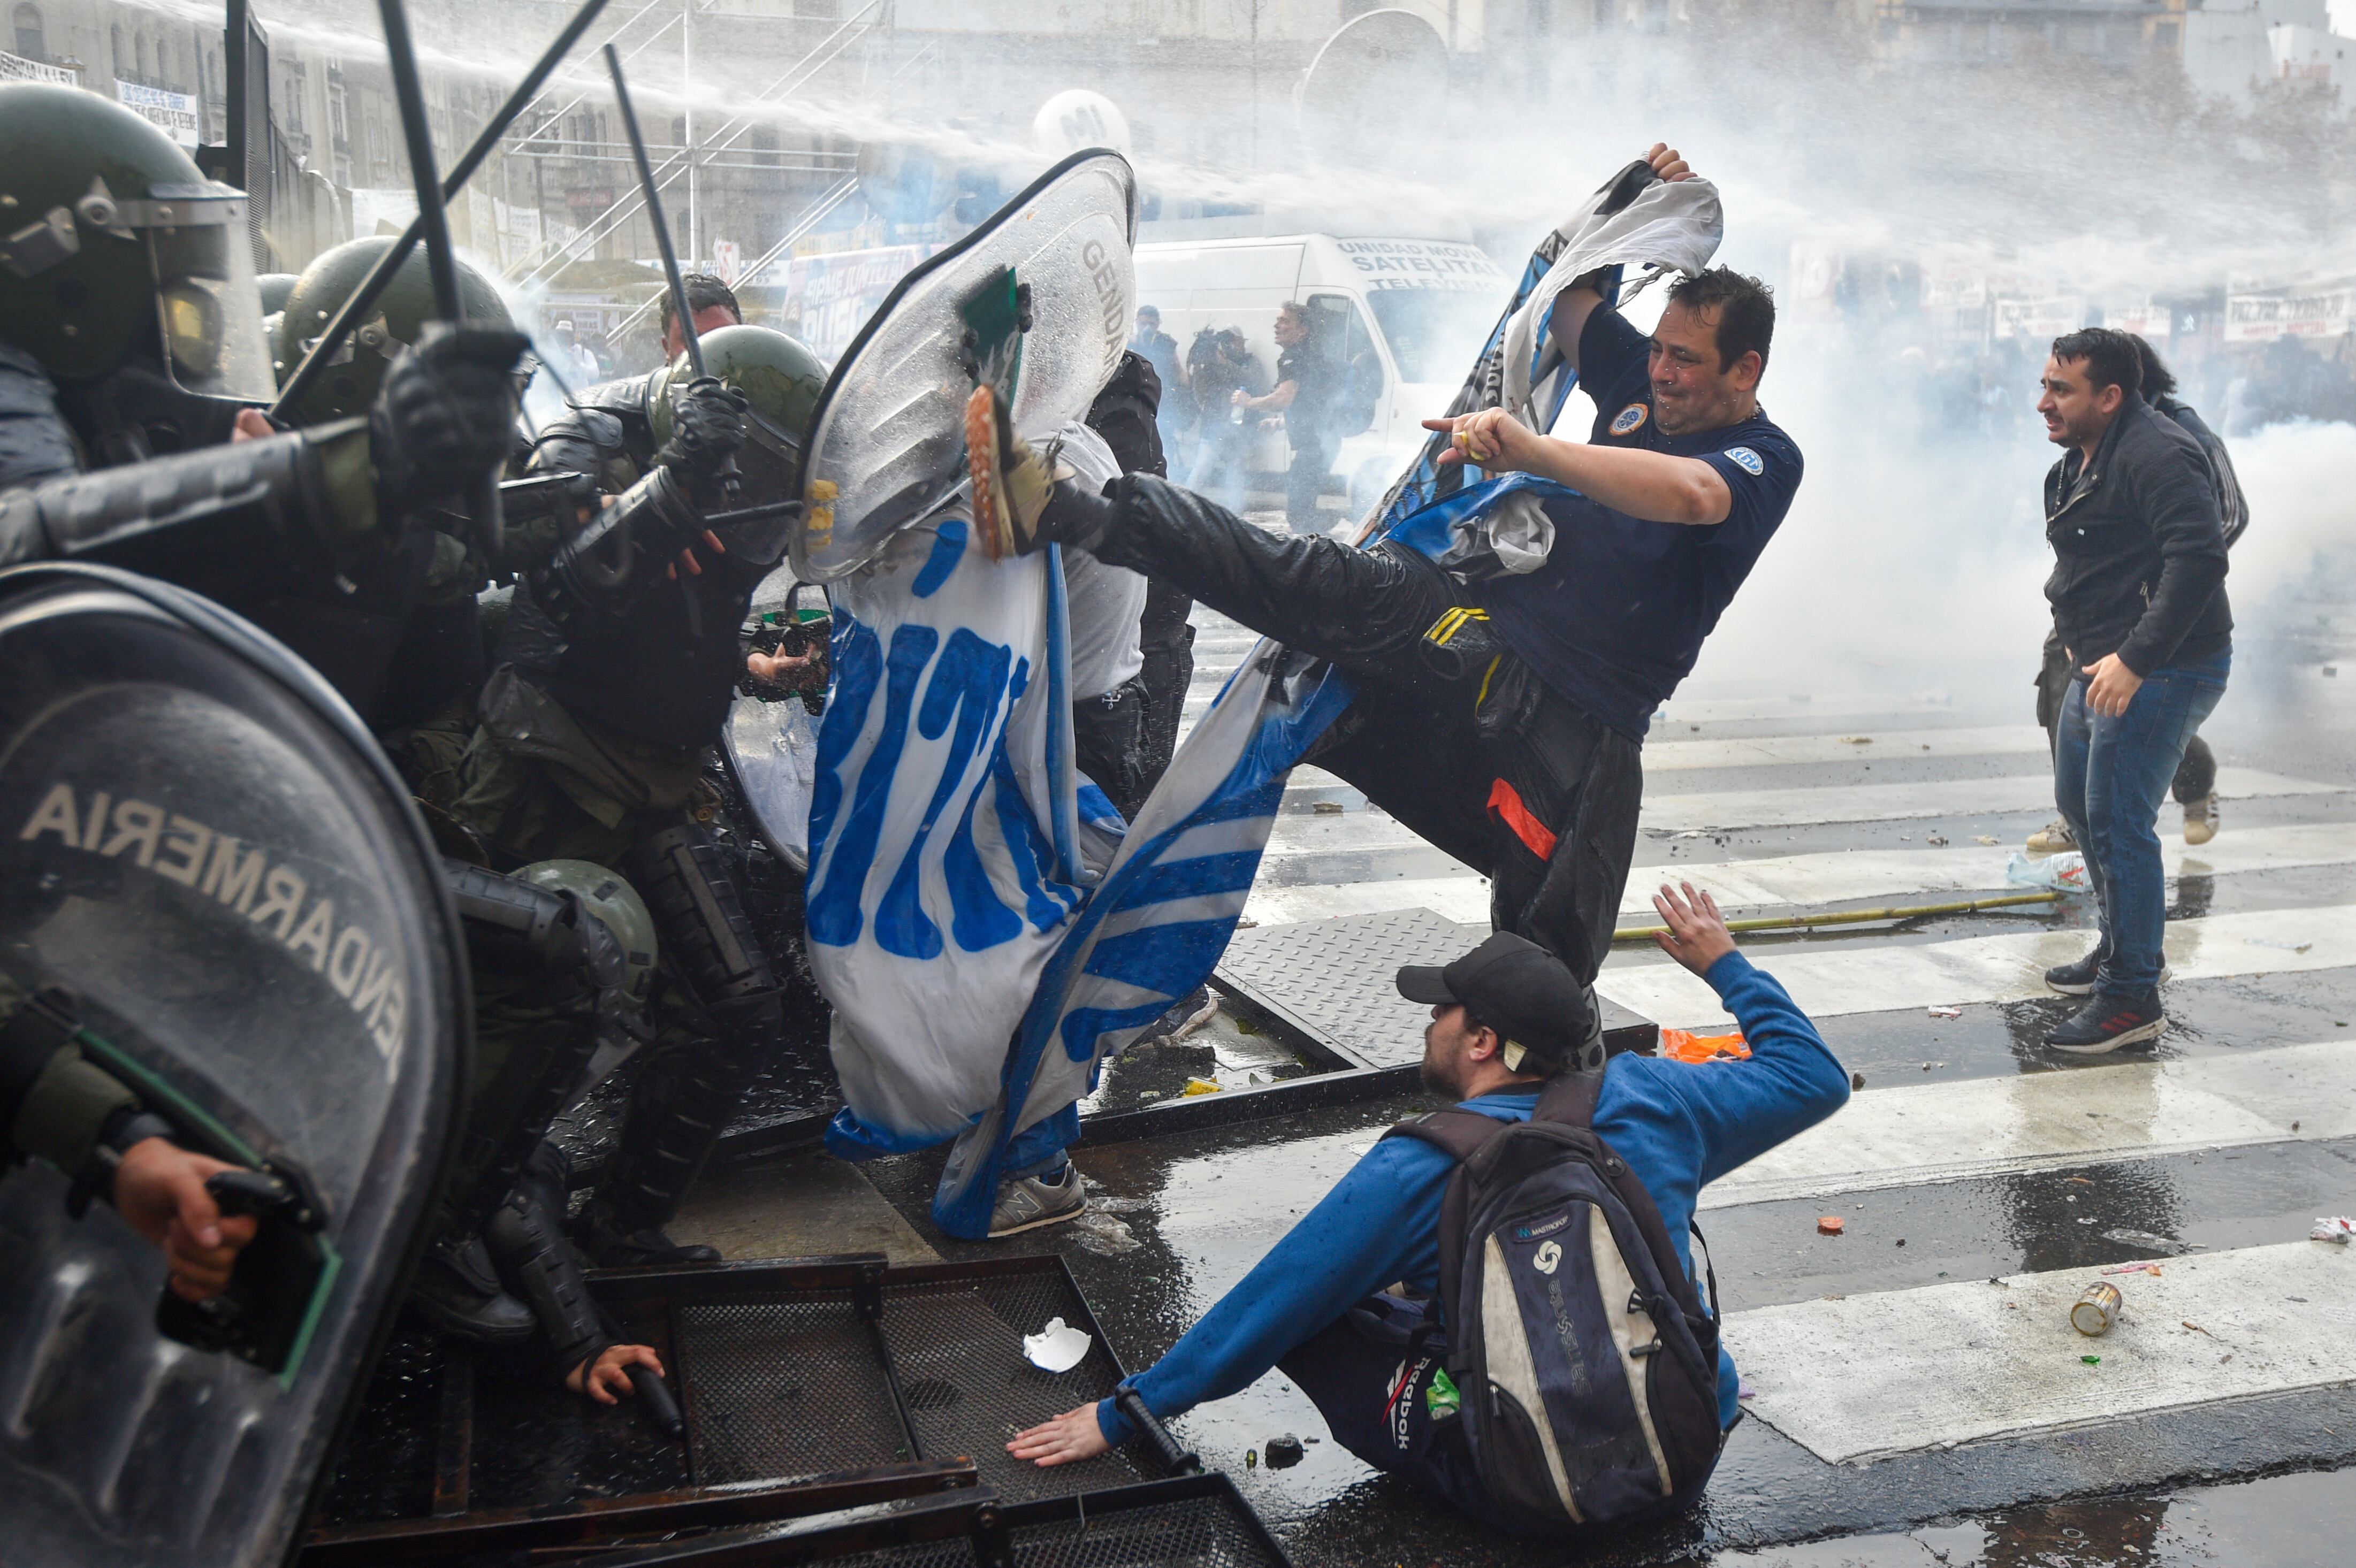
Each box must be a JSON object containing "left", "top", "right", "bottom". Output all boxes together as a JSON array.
[{"left": 1397, "top": 932, "right": 1593, "bottom": 1074}]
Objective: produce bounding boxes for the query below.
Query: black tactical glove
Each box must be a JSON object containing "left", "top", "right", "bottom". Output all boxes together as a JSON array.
[
  {"left": 370, "top": 322, "right": 531, "bottom": 517},
  {"left": 655, "top": 376, "right": 749, "bottom": 499}
]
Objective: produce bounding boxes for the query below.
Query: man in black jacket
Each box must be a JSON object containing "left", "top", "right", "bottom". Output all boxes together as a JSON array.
[
  {"left": 2030, "top": 334, "right": 2246, "bottom": 854},
  {"left": 2035, "top": 328, "right": 2232, "bottom": 1053}
]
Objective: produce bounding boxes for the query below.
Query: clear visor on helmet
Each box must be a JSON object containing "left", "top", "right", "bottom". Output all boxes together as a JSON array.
[{"left": 138, "top": 188, "right": 277, "bottom": 402}]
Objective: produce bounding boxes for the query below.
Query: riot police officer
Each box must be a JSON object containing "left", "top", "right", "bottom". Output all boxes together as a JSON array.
[
  {"left": 438, "top": 323, "right": 822, "bottom": 1268},
  {"left": 255, "top": 236, "right": 675, "bottom": 1362},
  {"left": 0, "top": 81, "right": 524, "bottom": 725}
]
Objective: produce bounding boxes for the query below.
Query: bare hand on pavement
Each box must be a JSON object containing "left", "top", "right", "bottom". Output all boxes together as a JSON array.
[
  {"left": 1008, "top": 1404, "right": 1112, "bottom": 1467},
  {"left": 1652, "top": 882, "right": 1736, "bottom": 976}
]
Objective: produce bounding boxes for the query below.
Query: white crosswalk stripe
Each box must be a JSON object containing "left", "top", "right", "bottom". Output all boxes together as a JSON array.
[
  {"left": 1701, "top": 1039, "right": 2356, "bottom": 1210},
  {"left": 1727, "top": 1242, "right": 2356, "bottom": 1465},
  {"left": 1638, "top": 767, "right": 2335, "bottom": 833},
  {"left": 1179, "top": 625, "right": 2356, "bottom": 1469},
  {"left": 1597, "top": 903, "right": 2356, "bottom": 1026},
  {"left": 1246, "top": 820, "right": 2356, "bottom": 929}
]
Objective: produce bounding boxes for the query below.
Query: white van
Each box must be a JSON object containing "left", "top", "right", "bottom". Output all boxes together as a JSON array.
[{"left": 1134, "top": 234, "right": 1508, "bottom": 518}]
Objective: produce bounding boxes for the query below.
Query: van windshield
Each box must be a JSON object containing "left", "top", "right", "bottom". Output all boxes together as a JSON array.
[{"left": 1363, "top": 286, "right": 1500, "bottom": 384}]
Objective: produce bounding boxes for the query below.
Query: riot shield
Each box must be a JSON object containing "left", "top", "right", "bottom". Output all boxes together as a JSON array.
[
  {"left": 725, "top": 573, "right": 828, "bottom": 871},
  {"left": 792, "top": 148, "right": 1138, "bottom": 583},
  {"left": 0, "top": 564, "right": 469, "bottom": 1568}
]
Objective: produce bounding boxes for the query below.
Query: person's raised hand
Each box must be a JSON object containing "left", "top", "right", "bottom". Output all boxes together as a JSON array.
[
  {"left": 231, "top": 408, "right": 275, "bottom": 443},
  {"left": 566, "top": 1343, "right": 666, "bottom": 1405},
  {"left": 112, "top": 1139, "right": 260, "bottom": 1302},
  {"left": 1652, "top": 881, "right": 1736, "bottom": 977},
  {"left": 2080, "top": 653, "right": 2144, "bottom": 718},
  {"left": 1008, "top": 1404, "right": 1112, "bottom": 1467},
  {"left": 1423, "top": 407, "right": 1537, "bottom": 473},
  {"left": 1646, "top": 142, "right": 1695, "bottom": 182}
]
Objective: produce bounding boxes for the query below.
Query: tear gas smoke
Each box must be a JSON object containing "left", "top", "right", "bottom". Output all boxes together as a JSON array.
[{"left": 251, "top": 1, "right": 2353, "bottom": 721}]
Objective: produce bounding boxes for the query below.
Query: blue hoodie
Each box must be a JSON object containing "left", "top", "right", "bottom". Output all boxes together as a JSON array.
[{"left": 1095, "top": 950, "right": 1849, "bottom": 1444}]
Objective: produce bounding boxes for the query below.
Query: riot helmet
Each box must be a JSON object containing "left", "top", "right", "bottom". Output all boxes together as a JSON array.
[
  {"left": 513, "top": 858, "right": 658, "bottom": 1007},
  {"left": 256, "top": 271, "right": 299, "bottom": 316},
  {"left": 0, "top": 83, "right": 275, "bottom": 402},
  {"left": 272, "top": 235, "right": 515, "bottom": 425},
  {"left": 648, "top": 323, "right": 823, "bottom": 509}
]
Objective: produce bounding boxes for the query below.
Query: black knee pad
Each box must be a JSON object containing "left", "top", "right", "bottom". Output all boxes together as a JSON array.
[{"left": 626, "top": 822, "right": 776, "bottom": 1010}]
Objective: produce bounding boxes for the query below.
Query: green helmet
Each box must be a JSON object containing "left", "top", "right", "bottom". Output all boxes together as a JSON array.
[
  {"left": 0, "top": 83, "right": 275, "bottom": 399},
  {"left": 272, "top": 235, "right": 515, "bottom": 425},
  {"left": 256, "top": 271, "right": 299, "bottom": 315},
  {"left": 513, "top": 859, "right": 658, "bottom": 1007},
  {"left": 649, "top": 323, "right": 824, "bottom": 505}
]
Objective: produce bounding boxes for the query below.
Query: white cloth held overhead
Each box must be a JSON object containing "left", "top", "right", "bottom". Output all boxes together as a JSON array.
[{"left": 1496, "top": 174, "right": 1725, "bottom": 434}]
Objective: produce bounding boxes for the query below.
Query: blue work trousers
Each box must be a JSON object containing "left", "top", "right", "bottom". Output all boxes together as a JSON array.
[{"left": 2053, "top": 650, "right": 2230, "bottom": 998}]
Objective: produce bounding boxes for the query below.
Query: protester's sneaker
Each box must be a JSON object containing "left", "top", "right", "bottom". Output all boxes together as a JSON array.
[
  {"left": 2046, "top": 952, "right": 2170, "bottom": 996},
  {"left": 2043, "top": 949, "right": 2105, "bottom": 996},
  {"left": 2182, "top": 794, "right": 2221, "bottom": 846},
  {"left": 2026, "top": 819, "right": 2078, "bottom": 855},
  {"left": 988, "top": 1163, "right": 1086, "bottom": 1238},
  {"left": 967, "top": 384, "right": 1072, "bottom": 560},
  {"left": 2045, "top": 992, "right": 2167, "bottom": 1054}
]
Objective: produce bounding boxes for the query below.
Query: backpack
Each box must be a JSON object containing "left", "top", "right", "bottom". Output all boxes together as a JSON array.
[{"left": 1385, "top": 1073, "right": 1728, "bottom": 1534}]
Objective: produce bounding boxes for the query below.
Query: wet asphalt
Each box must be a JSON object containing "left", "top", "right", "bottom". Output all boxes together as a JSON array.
[{"left": 821, "top": 546, "right": 2356, "bottom": 1566}]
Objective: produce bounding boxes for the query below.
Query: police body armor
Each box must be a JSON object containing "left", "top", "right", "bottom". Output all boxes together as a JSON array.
[
  {"left": 507, "top": 329, "right": 820, "bottom": 750},
  {"left": 0, "top": 563, "right": 468, "bottom": 1568}
]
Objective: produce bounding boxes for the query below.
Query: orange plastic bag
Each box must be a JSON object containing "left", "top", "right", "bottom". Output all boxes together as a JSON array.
[{"left": 1659, "top": 1027, "right": 1750, "bottom": 1064}]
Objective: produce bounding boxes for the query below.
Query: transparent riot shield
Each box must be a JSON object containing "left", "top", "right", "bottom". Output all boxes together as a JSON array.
[
  {"left": 792, "top": 148, "right": 1138, "bottom": 583},
  {"left": 0, "top": 564, "right": 469, "bottom": 1568}
]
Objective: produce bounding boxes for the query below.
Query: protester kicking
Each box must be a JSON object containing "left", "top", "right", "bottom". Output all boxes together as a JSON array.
[{"left": 969, "top": 143, "right": 1803, "bottom": 1075}]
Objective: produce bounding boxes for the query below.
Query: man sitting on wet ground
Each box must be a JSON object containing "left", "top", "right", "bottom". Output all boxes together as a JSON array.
[{"left": 1009, "top": 884, "right": 1850, "bottom": 1535}]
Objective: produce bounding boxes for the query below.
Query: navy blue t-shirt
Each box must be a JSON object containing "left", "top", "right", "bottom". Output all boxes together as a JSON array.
[{"left": 1474, "top": 308, "right": 1803, "bottom": 741}]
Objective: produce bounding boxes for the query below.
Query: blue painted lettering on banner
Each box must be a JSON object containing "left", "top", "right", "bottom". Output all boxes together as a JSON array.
[
  {"left": 912, "top": 518, "right": 969, "bottom": 598},
  {"left": 808, "top": 622, "right": 940, "bottom": 946},
  {"left": 807, "top": 611, "right": 883, "bottom": 888},
  {"left": 876, "top": 628, "right": 1015, "bottom": 959}
]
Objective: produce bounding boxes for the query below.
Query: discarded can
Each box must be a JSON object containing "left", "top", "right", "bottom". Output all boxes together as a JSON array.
[{"left": 2071, "top": 1281, "right": 2123, "bottom": 1336}]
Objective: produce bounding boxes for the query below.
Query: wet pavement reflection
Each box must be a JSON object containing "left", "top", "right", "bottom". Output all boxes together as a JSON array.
[{"left": 1682, "top": 1466, "right": 2354, "bottom": 1566}]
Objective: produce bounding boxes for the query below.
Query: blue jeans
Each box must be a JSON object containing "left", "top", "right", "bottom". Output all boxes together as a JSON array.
[{"left": 2053, "top": 651, "right": 2229, "bottom": 997}]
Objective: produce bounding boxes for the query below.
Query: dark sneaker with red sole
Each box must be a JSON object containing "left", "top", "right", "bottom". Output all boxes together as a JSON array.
[{"left": 2046, "top": 992, "right": 2166, "bottom": 1054}]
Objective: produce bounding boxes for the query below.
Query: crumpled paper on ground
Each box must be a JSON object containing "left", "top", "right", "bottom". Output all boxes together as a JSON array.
[{"left": 1023, "top": 1317, "right": 1093, "bottom": 1372}]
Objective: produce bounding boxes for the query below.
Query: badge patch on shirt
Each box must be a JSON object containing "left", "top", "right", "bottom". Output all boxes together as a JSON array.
[
  {"left": 1724, "top": 446, "right": 1765, "bottom": 476},
  {"left": 1610, "top": 402, "right": 1649, "bottom": 436}
]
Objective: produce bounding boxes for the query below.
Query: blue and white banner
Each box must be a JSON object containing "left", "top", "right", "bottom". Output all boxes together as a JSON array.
[{"left": 810, "top": 171, "right": 1725, "bottom": 1237}]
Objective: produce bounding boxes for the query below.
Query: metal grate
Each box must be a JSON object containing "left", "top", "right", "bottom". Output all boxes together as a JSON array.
[
  {"left": 797, "top": 1486, "right": 1287, "bottom": 1567},
  {"left": 681, "top": 1296, "right": 909, "bottom": 1482},
  {"left": 1216, "top": 907, "right": 1484, "bottom": 1069},
  {"left": 881, "top": 1276, "right": 1143, "bottom": 1500},
  {"left": 1217, "top": 907, "right": 1655, "bottom": 1069}
]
